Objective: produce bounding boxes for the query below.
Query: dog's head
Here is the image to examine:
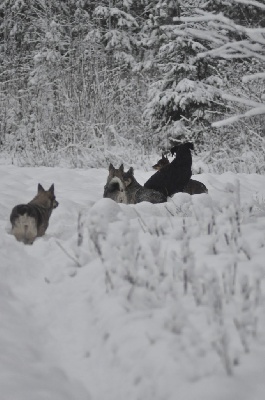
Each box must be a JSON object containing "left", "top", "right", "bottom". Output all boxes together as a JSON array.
[
  {"left": 104, "top": 164, "right": 127, "bottom": 201},
  {"left": 122, "top": 167, "right": 135, "bottom": 187},
  {"left": 37, "top": 183, "right": 59, "bottom": 209},
  {"left": 106, "top": 163, "right": 124, "bottom": 183},
  {"left": 152, "top": 153, "right": 169, "bottom": 171},
  {"left": 170, "top": 142, "right": 194, "bottom": 157}
]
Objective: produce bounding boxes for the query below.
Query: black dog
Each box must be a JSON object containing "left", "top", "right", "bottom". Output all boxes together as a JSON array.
[{"left": 144, "top": 142, "right": 194, "bottom": 197}]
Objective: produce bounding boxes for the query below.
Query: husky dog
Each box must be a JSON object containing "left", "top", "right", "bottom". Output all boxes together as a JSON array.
[
  {"left": 144, "top": 142, "right": 193, "bottom": 197},
  {"left": 152, "top": 152, "right": 208, "bottom": 195},
  {"left": 104, "top": 164, "right": 167, "bottom": 204},
  {"left": 10, "top": 184, "right": 59, "bottom": 244},
  {"left": 103, "top": 163, "right": 128, "bottom": 203},
  {"left": 123, "top": 167, "right": 167, "bottom": 204}
]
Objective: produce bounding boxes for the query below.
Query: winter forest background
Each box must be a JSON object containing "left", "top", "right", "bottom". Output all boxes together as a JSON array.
[
  {"left": 1, "top": 0, "right": 265, "bottom": 171},
  {"left": 1, "top": 2, "right": 265, "bottom": 398}
]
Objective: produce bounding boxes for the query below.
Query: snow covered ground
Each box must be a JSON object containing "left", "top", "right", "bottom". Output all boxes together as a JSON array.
[{"left": 1, "top": 163, "right": 265, "bottom": 400}]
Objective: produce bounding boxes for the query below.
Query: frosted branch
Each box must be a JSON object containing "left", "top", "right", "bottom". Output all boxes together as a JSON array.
[
  {"left": 231, "top": 0, "right": 265, "bottom": 10},
  {"left": 221, "top": 93, "right": 263, "bottom": 108},
  {"left": 242, "top": 72, "right": 265, "bottom": 83},
  {"left": 213, "top": 106, "right": 265, "bottom": 127},
  {"left": 197, "top": 41, "right": 265, "bottom": 61}
]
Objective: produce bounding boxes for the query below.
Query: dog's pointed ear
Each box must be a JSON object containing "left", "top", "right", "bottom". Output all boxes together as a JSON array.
[
  {"left": 48, "top": 184, "right": 54, "bottom": 194},
  {"left": 119, "top": 164, "right": 124, "bottom": 173},
  {"left": 124, "top": 167, "right": 134, "bottom": 187},
  {"left": 128, "top": 167, "right": 134, "bottom": 176},
  {"left": 162, "top": 153, "right": 165, "bottom": 159},
  {"left": 109, "top": 163, "right": 115, "bottom": 172},
  {"left": 124, "top": 177, "right": 132, "bottom": 187},
  {"left": 38, "top": 183, "right": 45, "bottom": 193}
]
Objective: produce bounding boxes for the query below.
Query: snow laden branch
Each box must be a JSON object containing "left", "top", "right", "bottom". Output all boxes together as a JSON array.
[
  {"left": 94, "top": 6, "right": 139, "bottom": 28},
  {"left": 212, "top": 106, "right": 265, "bottom": 127},
  {"left": 174, "top": 7, "right": 265, "bottom": 125},
  {"left": 242, "top": 72, "right": 265, "bottom": 83},
  {"left": 197, "top": 41, "right": 265, "bottom": 62},
  {"left": 231, "top": 0, "right": 265, "bottom": 10},
  {"left": 209, "top": 90, "right": 265, "bottom": 127},
  {"left": 211, "top": 93, "right": 265, "bottom": 127},
  {"left": 174, "top": 10, "right": 265, "bottom": 60}
]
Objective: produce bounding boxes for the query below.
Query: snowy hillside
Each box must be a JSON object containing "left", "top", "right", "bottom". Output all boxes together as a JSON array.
[{"left": 1, "top": 164, "right": 265, "bottom": 400}]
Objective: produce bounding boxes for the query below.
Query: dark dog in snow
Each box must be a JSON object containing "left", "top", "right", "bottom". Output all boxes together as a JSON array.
[
  {"left": 152, "top": 152, "right": 208, "bottom": 195},
  {"left": 104, "top": 163, "right": 167, "bottom": 204},
  {"left": 144, "top": 142, "right": 194, "bottom": 197},
  {"left": 10, "top": 184, "right": 59, "bottom": 244}
]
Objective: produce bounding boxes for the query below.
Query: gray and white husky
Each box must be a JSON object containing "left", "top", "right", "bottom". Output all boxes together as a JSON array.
[
  {"left": 104, "top": 163, "right": 167, "bottom": 204},
  {"left": 10, "top": 184, "right": 59, "bottom": 244}
]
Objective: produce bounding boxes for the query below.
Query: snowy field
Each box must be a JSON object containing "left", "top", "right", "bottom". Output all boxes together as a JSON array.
[{"left": 1, "top": 163, "right": 265, "bottom": 400}]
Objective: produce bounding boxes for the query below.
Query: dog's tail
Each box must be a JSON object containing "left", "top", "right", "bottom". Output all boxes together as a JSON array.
[{"left": 11, "top": 214, "right": 38, "bottom": 244}]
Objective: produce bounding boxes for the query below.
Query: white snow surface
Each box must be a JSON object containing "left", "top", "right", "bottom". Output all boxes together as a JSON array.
[{"left": 1, "top": 164, "right": 265, "bottom": 400}]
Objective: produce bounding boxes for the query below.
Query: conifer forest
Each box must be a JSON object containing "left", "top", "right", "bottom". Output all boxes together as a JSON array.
[{"left": 0, "top": 0, "right": 264, "bottom": 170}]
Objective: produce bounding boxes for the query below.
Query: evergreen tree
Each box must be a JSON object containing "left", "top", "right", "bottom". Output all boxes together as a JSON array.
[
  {"left": 175, "top": 0, "right": 265, "bottom": 127},
  {"left": 138, "top": 0, "right": 224, "bottom": 148},
  {"left": 93, "top": 0, "right": 144, "bottom": 66}
]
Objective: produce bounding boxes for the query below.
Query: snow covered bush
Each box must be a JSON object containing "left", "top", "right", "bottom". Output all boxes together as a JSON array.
[{"left": 66, "top": 182, "right": 265, "bottom": 379}]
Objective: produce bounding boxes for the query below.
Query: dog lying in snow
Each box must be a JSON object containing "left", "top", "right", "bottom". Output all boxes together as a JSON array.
[{"left": 103, "top": 163, "right": 167, "bottom": 204}]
